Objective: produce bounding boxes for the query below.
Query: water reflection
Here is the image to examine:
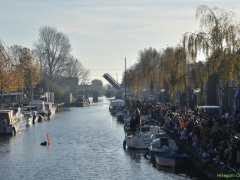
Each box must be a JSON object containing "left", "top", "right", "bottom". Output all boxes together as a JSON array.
[
  {"left": 125, "top": 149, "right": 146, "bottom": 163},
  {"left": 0, "top": 136, "right": 13, "bottom": 155},
  {"left": 0, "top": 97, "right": 203, "bottom": 180}
]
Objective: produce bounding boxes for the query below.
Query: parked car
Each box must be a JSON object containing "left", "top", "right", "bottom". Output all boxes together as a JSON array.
[{"left": 109, "top": 100, "right": 125, "bottom": 114}]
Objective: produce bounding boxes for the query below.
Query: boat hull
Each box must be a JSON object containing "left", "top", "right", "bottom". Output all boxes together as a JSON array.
[
  {"left": 71, "top": 102, "right": 90, "bottom": 107},
  {"left": 155, "top": 157, "right": 185, "bottom": 167},
  {"left": 125, "top": 134, "right": 153, "bottom": 149},
  {"left": 33, "top": 114, "right": 39, "bottom": 123},
  {"left": 0, "top": 125, "right": 15, "bottom": 135},
  {"left": 154, "top": 147, "right": 189, "bottom": 167}
]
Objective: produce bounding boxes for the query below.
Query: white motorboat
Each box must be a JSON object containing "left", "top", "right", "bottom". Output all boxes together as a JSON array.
[
  {"left": 0, "top": 115, "right": 16, "bottom": 135},
  {"left": 44, "top": 102, "right": 57, "bottom": 117},
  {"left": 32, "top": 111, "right": 39, "bottom": 123},
  {"left": 147, "top": 133, "right": 179, "bottom": 161},
  {"left": 22, "top": 106, "right": 39, "bottom": 123},
  {"left": 109, "top": 100, "right": 125, "bottom": 114},
  {"left": 154, "top": 147, "right": 189, "bottom": 167},
  {"left": 124, "top": 125, "right": 161, "bottom": 149},
  {"left": 24, "top": 113, "right": 33, "bottom": 126},
  {"left": 0, "top": 108, "right": 26, "bottom": 135},
  {"left": 30, "top": 100, "right": 48, "bottom": 120},
  {"left": 117, "top": 111, "right": 131, "bottom": 122}
]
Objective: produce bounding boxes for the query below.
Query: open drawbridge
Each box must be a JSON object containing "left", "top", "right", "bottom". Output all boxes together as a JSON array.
[{"left": 103, "top": 73, "right": 121, "bottom": 90}]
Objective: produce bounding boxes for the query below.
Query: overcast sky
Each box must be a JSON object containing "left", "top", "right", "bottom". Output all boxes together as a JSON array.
[{"left": 1, "top": 0, "right": 240, "bottom": 85}]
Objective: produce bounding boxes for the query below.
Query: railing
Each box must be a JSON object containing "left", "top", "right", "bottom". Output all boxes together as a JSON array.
[{"left": 167, "top": 129, "right": 238, "bottom": 173}]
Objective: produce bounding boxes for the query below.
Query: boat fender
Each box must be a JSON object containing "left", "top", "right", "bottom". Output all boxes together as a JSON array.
[
  {"left": 123, "top": 140, "right": 126, "bottom": 149},
  {"left": 40, "top": 141, "right": 47, "bottom": 146},
  {"left": 12, "top": 126, "right": 16, "bottom": 135}
]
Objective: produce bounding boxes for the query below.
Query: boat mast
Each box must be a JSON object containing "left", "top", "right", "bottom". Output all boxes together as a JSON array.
[{"left": 125, "top": 58, "right": 126, "bottom": 103}]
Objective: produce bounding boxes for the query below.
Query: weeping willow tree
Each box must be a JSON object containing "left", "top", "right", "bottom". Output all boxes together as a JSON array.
[
  {"left": 225, "top": 24, "right": 240, "bottom": 85},
  {"left": 126, "top": 63, "right": 141, "bottom": 93},
  {"left": 157, "top": 46, "right": 187, "bottom": 103},
  {"left": 181, "top": 5, "right": 240, "bottom": 106},
  {"left": 183, "top": 5, "right": 240, "bottom": 88},
  {"left": 138, "top": 47, "right": 160, "bottom": 94},
  {"left": 122, "top": 6, "right": 240, "bottom": 105}
]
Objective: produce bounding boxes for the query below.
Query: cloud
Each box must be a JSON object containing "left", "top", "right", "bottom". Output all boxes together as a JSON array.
[{"left": 1, "top": 0, "right": 240, "bottom": 84}]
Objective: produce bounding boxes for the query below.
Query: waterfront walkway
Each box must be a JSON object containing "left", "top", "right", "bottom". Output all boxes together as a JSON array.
[
  {"left": 124, "top": 96, "right": 240, "bottom": 180},
  {"left": 166, "top": 129, "right": 239, "bottom": 180}
]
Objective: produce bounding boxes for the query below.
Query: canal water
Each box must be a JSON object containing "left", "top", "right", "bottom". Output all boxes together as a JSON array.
[{"left": 0, "top": 97, "right": 201, "bottom": 180}]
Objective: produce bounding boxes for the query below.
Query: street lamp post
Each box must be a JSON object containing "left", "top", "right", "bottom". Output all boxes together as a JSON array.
[
  {"left": 160, "top": 88, "right": 165, "bottom": 102},
  {"left": 143, "top": 88, "right": 146, "bottom": 98},
  {"left": 194, "top": 88, "right": 201, "bottom": 106}
]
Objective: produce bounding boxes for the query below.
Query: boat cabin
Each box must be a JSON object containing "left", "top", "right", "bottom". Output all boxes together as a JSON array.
[
  {"left": 22, "top": 106, "right": 38, "bottom": 112},
  {"left": 29, "top": 100, "right": 48, "bottom": 117},
  {"left": 44, "top": 102, "right": 56, "bottom": 110},
  {"left": 30, "top": 100, "right": 46, "bottom": 112},
  {"left": 140, "top": 126, "right": 159, "bottom": 134},
  {"left": 109, "top": 100, "right": 125, "bottom": 114},
  {"left": 75, "top": 95, "right": 89, "bottom": 103},
  {"left": 0, "top": 110, "right": 14, "bottom": 124},
  {"left": 151, "top": 133, "right": 178, "bottom": 151}
]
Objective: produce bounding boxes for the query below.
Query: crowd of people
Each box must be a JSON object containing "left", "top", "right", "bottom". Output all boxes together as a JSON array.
[{"left": 124, "top": 96, "right": 240, "bottom": 173}]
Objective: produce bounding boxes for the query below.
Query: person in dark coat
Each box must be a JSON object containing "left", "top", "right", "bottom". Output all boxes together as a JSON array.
[
  {"left": 129, "top": 116, "right": 136, "bottom": 132},
  {"left": 135, "top": 108, "right": 141, "bottom": 129},
  {"left": 186, "top": 119, "right": 194, "bottom": 147},
  {"left": 207, "top": 117, "right": 214, "bottom": 129},
  {"left": 230, "top": 145, "right": 237, "bottom": 169}
]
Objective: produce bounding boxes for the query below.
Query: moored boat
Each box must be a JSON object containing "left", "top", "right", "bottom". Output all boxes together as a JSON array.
[
  {"left": 147, "top": 133, "right": 179, "bottom": 160},
  {"left": 116, "top": 111, "right": 129, "bottom": 121},
  {"left": 30, "top": 100, "right": 48, "bottom": 120},
  {"left": 0, "top": 108, "right": 26, "bottom": 135},
  {"left": 109, "top": 100, "right": 125, "bottom": 114},
  {"left": 0, "top": 115, "right": 17, "bottom": 135},
  {"left": 24, "top": 113, "right": 33, "bottom": 126},
  {"left": 44, "top": 102, "right": 57, "bottom": 117},
  {"left": 124, "top": 125, "right": 162, "bottom": 149},
  {"left": 22, "top": 105, "right": 39, "bottom": 123},
  {"left": 71, "top": 95, "right": 90, "bottom": 107},
  {"left": 154, "top": 147, "right": 189, "bottom": 167}
]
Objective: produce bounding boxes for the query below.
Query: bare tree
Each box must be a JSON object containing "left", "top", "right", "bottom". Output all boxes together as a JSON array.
[
  {"left": 62, "top": 55, "right": 90, "bottom": 83},
  {"left": 33, "top": 26, "right": 71, "bottom": 81}
]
